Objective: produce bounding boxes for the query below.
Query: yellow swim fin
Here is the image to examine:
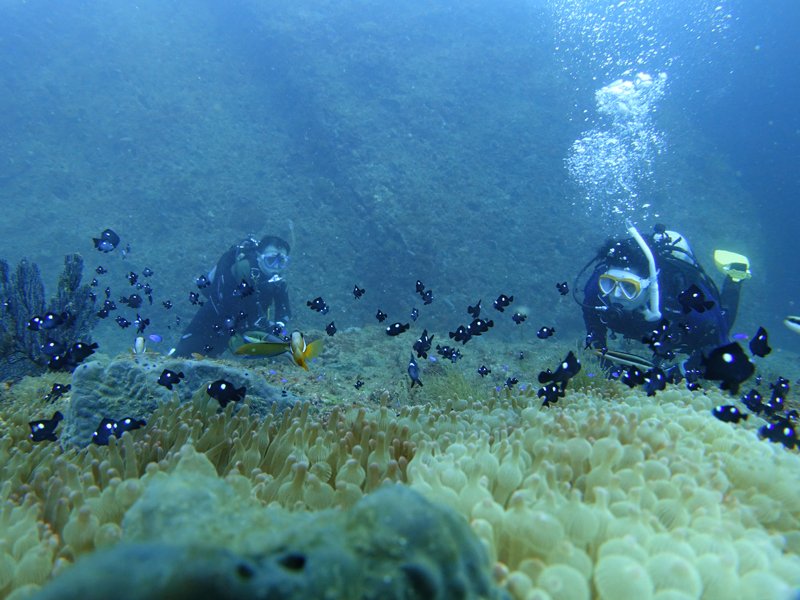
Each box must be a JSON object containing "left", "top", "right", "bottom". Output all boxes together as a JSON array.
[{"left": 714, "top": 250, "right": 751, "bottom": 282}]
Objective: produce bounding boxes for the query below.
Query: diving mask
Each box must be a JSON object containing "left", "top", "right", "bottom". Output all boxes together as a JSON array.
[
  {"left": 258, "top": 252, "right": 290, "bottom": 271},
  {"left": 599, "top": 269, "right": 648, "bottom": 301}
]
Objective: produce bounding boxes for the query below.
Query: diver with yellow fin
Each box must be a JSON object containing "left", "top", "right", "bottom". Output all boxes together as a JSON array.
[
  {"left": 575, "top": 222, "right": 749, "bottom": 357},
  {"left": 235, "top": 330, "right": 323, "bottom": 371}
]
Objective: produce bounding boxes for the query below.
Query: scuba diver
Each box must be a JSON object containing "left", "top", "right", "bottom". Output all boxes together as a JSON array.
[
  {"left": 575, "top": 220, "right": 751, "bottom": 359},
  {"left": 173, "top": 235, "right": 292, "bottom": 358}
]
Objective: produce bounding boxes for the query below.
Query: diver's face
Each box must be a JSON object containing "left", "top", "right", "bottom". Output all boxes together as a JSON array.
[
  {"left": 258, "top": 245, "right": 291, "bottom": 276},
  {"left": 600, "top": 268, "right": 648, "bottom": 310}
]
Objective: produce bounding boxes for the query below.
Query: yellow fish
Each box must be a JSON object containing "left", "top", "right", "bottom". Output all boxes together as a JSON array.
[{"left": 234, "top": 330, "right": 323, "bottom": 371}]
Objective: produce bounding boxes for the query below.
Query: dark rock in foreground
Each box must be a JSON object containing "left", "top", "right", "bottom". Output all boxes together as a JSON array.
[{"left": 31, "top": 486, "right": 507, "bottom": 600}]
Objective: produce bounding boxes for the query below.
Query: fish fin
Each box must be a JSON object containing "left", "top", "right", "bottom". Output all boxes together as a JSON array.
[{"left": 304, "top": 339, "right": 324, "bottom": 361}]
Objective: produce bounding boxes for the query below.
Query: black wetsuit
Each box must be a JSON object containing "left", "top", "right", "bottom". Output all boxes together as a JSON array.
[
  {"left": 582, "top": 254, "right": 742, "bottom": 356},
  {"left": 174, "top": 242, "right": 291, "bottom": 357}
]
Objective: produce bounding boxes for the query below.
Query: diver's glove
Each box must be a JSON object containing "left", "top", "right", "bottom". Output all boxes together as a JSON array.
[{"left": 714, "top": 250, "right": 752, "bottom": 282}]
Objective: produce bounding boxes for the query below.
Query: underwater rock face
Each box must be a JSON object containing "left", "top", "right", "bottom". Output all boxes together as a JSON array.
[
  {"left": 62, "top": 355, "right": 299, "bottom": 446},
  {"left": 30, "top": 485, "right": 507, "bottom": 600}
]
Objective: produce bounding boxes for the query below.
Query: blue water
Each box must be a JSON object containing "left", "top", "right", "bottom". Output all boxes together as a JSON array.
[{"left": 1, "top": 0, "right": 798, "bottom": 362}]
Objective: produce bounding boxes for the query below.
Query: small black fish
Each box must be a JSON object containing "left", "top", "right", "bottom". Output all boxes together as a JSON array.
[
  {"left": 326, "top": 321, "right": 337, "bottom": 336},
  {"left": 742, "top": 389, "right": 766, "bottom": 415},
  {"left": 307, "top": 297, "right": 329, "bottom": 314},
  {"left": 537, "top": 326, "right": 555, "bottom": 339},
  {"left": 354, "top": 380, "right": 364, "bottom": 389},
  {"left": 386, "top": 322, "right": 410, "bottom": 336},
  {"left": 353, "top": 285, "right": 365, "bottom": 299},
  {"left": 203, "top": 345, "right": 213, "bottom": 353},
  {"left": 468, "top": 300, "right": 482, "bottom": 319},
  {"left": 467, "top": 318, "right": 493, "bottom": 337},
  {"left": 45, "top": 383, "right": 71, "bottom": 404},
  {"left": 233, "top": 280, "right": 254, "bottom": 299},
  {"left": 93, "top": 229, "right": 120, "bottom": 253},
  {"left": 493, "top": 294, "right": 513, "bottom": 312},
  {"left": 47, "top": 311, "right": 71, "bottom": 329},
  {"left": 764, "top": 396, "right": 785, "bottom": 419},
  {"left": 408, "top": 354, "right": 423, "bottom": 388},
  {"left": 413, "top": 329, "right": 434, "bottom": 359},
  {"left": 771, "top": 409, "right": 800, "bottom": 430},
  {"left": 539, "top": 383, "right": 565, "bottom": 408},
  {"left": 701, "top": 342, "right": 755, "bottom": 395},
  {"left": 206, "top": 379, "right": 246, "bottom": 408},
  {"left": 504, "top": 377, "right": 518, "bottom": 389},
  {"left": 115, "top": 316, "right": 131, "bottom": 329},
  {"left": 478, "top": 365, "right": 491, "bottom": 377},
  {"left": 126, "top": 272, "right": 138, "bottom": 286},
  {"left": 40, "top": 339, "right": 66, "bottom": 357},
  {"left": 26, "top": 316, "right": 43, "bottom": 331},
  {"left": 142, "top": 268, "right": 154, "bottom": 277},
  {"left": 92, "top": 417, "right": 118, "bottom": 446},
  {"left": 642, "top": 318, "right": 677, "bottom": 359},
  {"left": 91, "top": 278, "right": 99, "bottom": 287},
  {"left": 97, "top": 309, "right": 110, "bottom": 319},
  {"left": 157, "top": 369, "right": 184, "bottom": 391},
  {"left": 95, "top": 266, "right": 108, "bottom": 275},
  {"left": 189, "top": 292, "right": 204, "bottom": 306},
  {"left": 686, "top": 382, "right": 702, "bottom": 392},
  {"left": 105, "top": 287, "right": 111, "bottom": 299},
  {"left": 512, "top": 312, "right": 526, "bottom": 325},
  {"left": 376, "top": 310, "right": 388, "bottom": 323},
  {"left": 89, "top": 292, "right": 97, "bottom": 302},
  {"left": 415, "top": 280, "right": 425, "bottom": 294},
  {"left": 134, "top": 315, "right": 149, "bottom": 334},
  {"left": 556, "top": 282, "right": 569, "bottom": 296},
  {"left": 69, "top": 342, "right": 98, "bottom": 363},
  {"left": 770, "top": 376, "right": 790, "bottom": 401},
  {"left": 621, "top": 366, "right": 647, "bottom": 388},
  {"left": 421, "top": 290, "right": 433, "bottom": 305},
  {"left": 92, "top": 416, "right": 146, "bottom": 445},
  {"left": 749, "top": 326, "right": 771, "bottom": 358},
  {"left": 410, "top": 308, "right": 419, "bottom": 321},
  {"left": 436, "top": 344, "right": 462, "bottom": 363},
  {"left": 196, "top": 275, "right": 211, "bottom": 288},
  {"left": 46, "top": 354, "right": 70, "bottom": 371},
  {"left": 163, "top": 300, "right": 172, "bottom": 309},
  {"left": 758, "top": 423, "right": 798, "bottom": 449},
  {"left": 678, "top": 284, "right": 715, "bottom": 314},
  {"left": 449, "top": 325, "right": 472, "bottom": 345},
  {"left": 642, "top": 367, "right": 667, "bottom": 397},
  {"left": 538, "top": 351, "right": 581, "bottom": 389},
  {"left": 104, "top": 300, "right": 116, "bottom": 311},
  {"left": 712, "top": 405, "right": 748, "bottom": 424},
  {"left": 29, "top": 411, "right": 63, "bottom": 442},
  {"left": 120, "top": 294, "right": 143, "bottom": 309}
]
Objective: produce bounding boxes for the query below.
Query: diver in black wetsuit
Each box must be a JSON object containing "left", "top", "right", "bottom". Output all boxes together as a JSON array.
[
  {"left": 575, "top": 222, "right": 749, "bottom": 358},
  {"left": 174, "top": 235, "right": 292, "bottom": 358}
]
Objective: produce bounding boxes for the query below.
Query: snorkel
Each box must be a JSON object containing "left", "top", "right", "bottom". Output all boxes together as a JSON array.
[{"left": 625, "top": 219, "right": 661, "bottom": 321}]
